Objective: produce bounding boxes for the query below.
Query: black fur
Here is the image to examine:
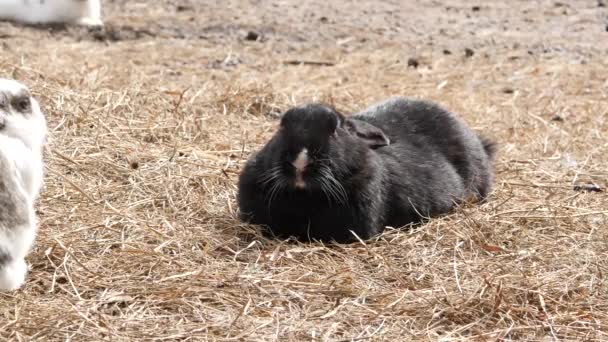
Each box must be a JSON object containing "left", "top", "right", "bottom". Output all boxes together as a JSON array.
[{"left": 237, "top": 98, "right": 496, "bottom": 243}]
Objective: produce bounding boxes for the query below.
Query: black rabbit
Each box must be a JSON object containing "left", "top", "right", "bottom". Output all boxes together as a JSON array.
[{"left": 237, "top": 97, "right": 495, "bottom": 243}]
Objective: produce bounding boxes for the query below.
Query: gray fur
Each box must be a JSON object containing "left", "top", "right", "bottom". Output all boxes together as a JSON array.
[
  {"left": 353, "top": 97, "right": 495, "bottom": 201},
  {"left": 0, "top": 250, "right": 12, "bottom": 265},
  {"left": 0, "top": 155, "right": 30, "bottom": 228},
  {"left": 0, "top": 154, "right": 31, "bottom": 270}
]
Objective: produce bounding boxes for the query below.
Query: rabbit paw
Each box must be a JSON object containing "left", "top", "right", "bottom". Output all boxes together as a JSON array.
[
  {"left": 0, "top": 258, "right": 27, "bottom": 291},
  {"left": 77, "top": 17, "right": 103, "bottom": 27}
]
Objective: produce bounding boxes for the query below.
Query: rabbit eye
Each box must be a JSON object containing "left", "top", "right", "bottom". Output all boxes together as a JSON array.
[
  {"left": 14, "top": 97, "right": 30, "bottom": 112},
  {"left": 0, "top": 94, "right": 8, "bottom": 109}
]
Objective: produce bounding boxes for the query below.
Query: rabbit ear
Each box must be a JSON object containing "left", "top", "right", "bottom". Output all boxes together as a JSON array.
[{"left": 344, "top": 119, "right": 390, "bottom": 149}]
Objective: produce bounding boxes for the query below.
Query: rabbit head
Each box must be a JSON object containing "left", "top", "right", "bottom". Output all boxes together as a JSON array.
[
  {"left": 263, "top": 103, "right": 389, "bottom": 196},
  {"left": 0, "top": 79, "right": 47, "bottom": 152}
]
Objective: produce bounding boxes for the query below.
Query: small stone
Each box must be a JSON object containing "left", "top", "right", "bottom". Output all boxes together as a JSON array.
[
  {"left": 573, "top": 183, "right": 603, "bottom": 193},
  {"left": 244, "top": 31, "right": 260, "bottom": 41},
  {"left": 464, "top": 48, "right": 475, "bottom": 57},
  {"left": 502, "top": 87, "right": 514, "bottom": 94},
  {"left": 407, "top": 57, "right": 419, "bottom": 68},
  {"left": 176, "top": 5, "right": 192, "bottom": 12},
  {"left": 599, "top": 1, "right": 606, "bottom": 7},
  {"left": 551, "top": 115, "right": 564, "bottom": 122},
  {"left": 443, "top": 49, "right": 452, "bottom": 55},
  {"left": 472, "top": 6, "right": 481, "bottom": 11},
  {"left": 319, "top": 16, "right": 328, "bottom": 23}
]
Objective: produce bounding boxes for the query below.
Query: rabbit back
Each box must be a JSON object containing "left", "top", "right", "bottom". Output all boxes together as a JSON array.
[{"left": 353, "top": 98, "right": 495, "bottom": 201}]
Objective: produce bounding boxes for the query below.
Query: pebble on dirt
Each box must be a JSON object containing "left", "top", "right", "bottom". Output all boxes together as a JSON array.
[
  {"left": 244, "top": 31, "right": 260, "bottom": 41},
  {"left": 407, "top": 58, "right": 419, "bottom": 68},
  {"left": 465, "top": 48, "right": 475, "bottom": 57},
  {"left": 176, "top": 5, "right": 192, "bottom": 12}
]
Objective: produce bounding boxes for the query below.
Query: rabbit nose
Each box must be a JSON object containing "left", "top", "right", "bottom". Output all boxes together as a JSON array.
[
  {"left": 292, "top": 148, "right": 308, "bottom": 189},
  {"left": 291, "top": 148, "right": 308, "bottom": 172}
]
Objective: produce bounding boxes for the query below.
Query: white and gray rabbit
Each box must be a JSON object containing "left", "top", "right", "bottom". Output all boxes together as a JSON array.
[
  {"left": 0, "top": 78, "right": 47, "bottom": 291},
  {"left": 237, "top": 97, "right": 495, "bottom": 242},
  {"left": 0, "top": 0, "right": 103, "bottom": 27}
]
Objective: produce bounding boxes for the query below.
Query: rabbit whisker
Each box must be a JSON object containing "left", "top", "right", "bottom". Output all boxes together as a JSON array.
[
  {"left": 319, "top": 167, "right": 348, "bottom": 205},
  {"left": 266, "top": 177, "right": 286, "bottom": 209},
  {"left": 318, "top": 177, "right": 339, "bottom": 205},
  {"left": 317, "top": 178, "right": 333, "bottom": 205},
  {"left": 259, "top": 165, "right": 282, "bottom": 188}
]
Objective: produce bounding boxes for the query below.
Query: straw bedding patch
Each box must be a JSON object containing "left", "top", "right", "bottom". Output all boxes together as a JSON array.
[{"left": 1, "top": 1, "right": 607, "bottom": 340}]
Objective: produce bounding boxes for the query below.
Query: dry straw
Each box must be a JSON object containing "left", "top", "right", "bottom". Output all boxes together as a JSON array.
[{"left": 1, "top": 1, "right": 608, "bottom": 340}]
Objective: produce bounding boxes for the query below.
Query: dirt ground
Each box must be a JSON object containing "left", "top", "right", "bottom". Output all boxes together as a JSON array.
[{"left": 1, "top": 0, "right": 607, "bottom": 340}]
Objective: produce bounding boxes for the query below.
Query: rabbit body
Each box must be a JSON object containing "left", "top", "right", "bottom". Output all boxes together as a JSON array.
[
  {"left": 354, "top": 98, "right": 495, "bottom": 202},
  {"left": 237, "top": 98, "right": 495, "bottom": 243},
  {"left": 0, "top": 0, "right": 102, "bottom": 26},
  {"left": 351, "top": 98, "right": 495, "bottom": 231},
  {"left": 0, "top": 78, "right": 47, "bottom": 290}
]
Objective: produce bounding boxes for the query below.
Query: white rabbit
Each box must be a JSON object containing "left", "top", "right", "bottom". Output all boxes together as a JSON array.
[
  {"left": 0, "top": 78, "right": 47, "bottom": 291},
  {"left": 0, "top": 0, "right": 103, "bottom": 27}
]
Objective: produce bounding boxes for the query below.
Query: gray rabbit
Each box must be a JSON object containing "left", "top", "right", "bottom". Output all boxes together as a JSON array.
[
  {"left": 0, "top": 79, "right": 47, "bottom": 290},
  {"left": 237, "top": 97, "right": 495, "bottom": 242}
]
